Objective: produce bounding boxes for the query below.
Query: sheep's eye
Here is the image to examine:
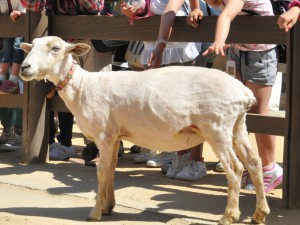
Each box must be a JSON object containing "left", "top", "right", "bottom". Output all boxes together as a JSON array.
[{"left": 52, "top": 46, "right": 60, "bottom": 52}]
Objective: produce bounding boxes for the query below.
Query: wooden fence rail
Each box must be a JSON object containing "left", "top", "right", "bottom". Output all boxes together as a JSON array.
[{"left": 0, "top": 12, "right": 299, "bottom": 208}]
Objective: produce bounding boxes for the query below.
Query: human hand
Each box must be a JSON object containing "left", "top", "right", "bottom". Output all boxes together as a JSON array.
[
  {"left": 148, "top": 43, "right": 165, "bottom": 68},
  {"left": 187, "top": 8, "right": 203, "bottom": 28},
  {"left": 46, "top": 87, "right": 57, "bottom": 99},
  {"left": 202, "top": 40, "right": 230, "bottom": 56},
  {"left": 277, "top": 7, "right": 300, "bottom": 32},
  {"left": 121, "top": 2, "right": 138, "bottom": 17},
  {"left": 10, "top": 10, "right": 22, "bottom": 22}
]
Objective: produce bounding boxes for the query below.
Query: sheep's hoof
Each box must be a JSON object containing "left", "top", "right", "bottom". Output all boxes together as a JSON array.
[
  {"left": 218, "top": 216, "right": 232, "bottom": 225},
  {"left": 250, "top": 217, "right": 266, "bottom": 225},
  {"left": 87, "top": 208, "right": 102, "bottom": 221},
  {"left": 251, "top": 208, "right": 268, "bottom": 224},
  {"left": 102, "top": 204, "right": 114, "bottom": 216}
]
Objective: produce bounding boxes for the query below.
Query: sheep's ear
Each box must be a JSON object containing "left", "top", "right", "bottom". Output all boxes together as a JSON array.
[
  {"left": 20, "top": 43, "right": 33, "bottom": 53},
  {"left": 67, "top": 43, "right": 91, "bottom": 56}
]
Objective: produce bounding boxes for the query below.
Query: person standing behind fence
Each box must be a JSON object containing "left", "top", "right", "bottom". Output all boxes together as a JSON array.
[
  {"left": 21, "top": 0, "right": 113, "bottom": 163},
  {"left": 0, "top": 0, "right": 25, "bottom": 94},
  {"left": 186, "top": 0, "right": 283, "bottom": 193},
  {"left": 145, "top": 0, "right": 212, "bottom": 182},
  {"left": 0, "top": 0, "right": 25, "bottom": 151},
  {"left": 121, "top": 1, "right": 209, "bottom": 181},
  {"left": 277, "top": 0, "right": 300, "bottom": 31}
]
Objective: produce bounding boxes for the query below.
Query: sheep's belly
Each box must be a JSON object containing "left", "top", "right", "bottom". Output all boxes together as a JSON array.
[{"left": 122, "top": 132, "right": 204, "bottom": 152}]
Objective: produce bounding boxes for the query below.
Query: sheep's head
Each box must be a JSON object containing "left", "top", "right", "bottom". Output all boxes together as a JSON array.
[{"left": 20, "top": 36, "right": 90, "bottom": 82}]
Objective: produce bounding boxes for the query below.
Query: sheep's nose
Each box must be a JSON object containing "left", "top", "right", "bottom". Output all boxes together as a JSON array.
[{"left": 21, "top": 63, "right": 30, "bottom": 73}]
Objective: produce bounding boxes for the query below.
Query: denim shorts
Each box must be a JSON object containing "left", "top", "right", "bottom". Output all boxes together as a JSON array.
[
  {"left": 227, "top": 47, "right": 278, "bottom": 86},
  {"left": 0, "top": 37, "right": 24, "bottom": 64}
]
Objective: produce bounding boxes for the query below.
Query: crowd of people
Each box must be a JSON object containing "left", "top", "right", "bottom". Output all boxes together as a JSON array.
[{"left": 1, "top": 0, "right": 300, "bottom": 193}]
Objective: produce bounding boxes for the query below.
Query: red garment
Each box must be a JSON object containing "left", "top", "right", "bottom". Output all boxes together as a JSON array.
[
  {"left": 20, "top": 0, "right": 104, "bottom": 15},
  {"left": 289, "top": 0, "right": 300, "bottom": 21}
]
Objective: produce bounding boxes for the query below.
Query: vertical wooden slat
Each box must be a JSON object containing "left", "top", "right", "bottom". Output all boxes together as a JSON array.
[
  {"left": 283, "top": 23, "right": 300, "bottom": 208},
  {"left": 21, "top": 11, "right": 49, "bottom": 164}
]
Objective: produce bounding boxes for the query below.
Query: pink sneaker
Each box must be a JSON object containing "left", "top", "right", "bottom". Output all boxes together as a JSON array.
[
  {"left": 241, "top": 163, "right": 283, "bottom": 193},
  {"left": 0, "top": 80, "right": 19, "bottom": 94},
  {"left": 263, "top": 163, "right": 283, "bottom": 193}
]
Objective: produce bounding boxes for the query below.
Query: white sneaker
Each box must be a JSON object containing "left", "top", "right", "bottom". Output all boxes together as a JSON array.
[
  {"left": 166, "top": 152, "right": 191, "bottom": 179},
  {"left": 0, "top": 127, "right": 13, "bottom": 145},
  {"left": 215, "top": 161, "right": 224, "bottom": 172},
  {"left": 49, "top": 142, "right": 76, "bottom": 160},
  {"left": 134, "top": 148, "right": 156, "bottom": 163},
  {"left": 175, "top": 160, "right": 207, "bottom": 181},
  {"left": 0, "top": 133, "right": 22, "bottom": 151},
  {"left": 161, "top": 163, "right": 172, "bottom": 174},
  {"left": 147, "top": 152, "right": 176, "bottom": 167}
]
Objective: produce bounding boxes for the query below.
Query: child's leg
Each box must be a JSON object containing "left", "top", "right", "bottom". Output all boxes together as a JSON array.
[
  {"left": 245, "top": 82, "right": 275, "bottom": 167},
  {"left": 9, "top": 37, "right": 24, "bottom": 84},
  {"left": 238, "top": 48, "right": 282, "bottom": 192},
  {"left": 190, "top": 144, "right": 204, "bottom": 161},
  {"left": 0, "top": 63, "right": 10, "bottom": 78}
]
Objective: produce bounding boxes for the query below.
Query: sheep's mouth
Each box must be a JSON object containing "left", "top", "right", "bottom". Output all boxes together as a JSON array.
[{"left": 19, "top": 73, "right": 34, "bottom": 81}]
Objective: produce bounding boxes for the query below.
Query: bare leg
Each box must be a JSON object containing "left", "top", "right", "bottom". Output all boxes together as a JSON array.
[
  {"left": 190, "top": 144, "right": 203, "bottom": 161},
  {"left": 246, "top": 81, "right": 275, "bottom": 167},
  {"left": 0, "top": 63, "right": 10, "bottom": 76}
]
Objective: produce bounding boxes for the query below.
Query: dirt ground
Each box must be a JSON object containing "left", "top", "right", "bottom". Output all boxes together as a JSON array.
[{"left": 1, "top": 121, "right": 300, "bottom": 225}]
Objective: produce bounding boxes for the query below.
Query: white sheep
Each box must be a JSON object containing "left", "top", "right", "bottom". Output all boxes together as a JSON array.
[{"left": 20, "top": 36, "right": 270, "bottom": 225}]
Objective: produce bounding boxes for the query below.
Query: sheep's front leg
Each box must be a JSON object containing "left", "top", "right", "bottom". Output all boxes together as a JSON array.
[
  {"left": 102, "top": 140, "right": 120, "bottom": 215},
  {"left": 87, "top": 140, "right": 116, "bottom": 221}
]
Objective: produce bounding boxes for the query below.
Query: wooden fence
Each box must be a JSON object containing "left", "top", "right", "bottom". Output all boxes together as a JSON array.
[{"left": 0, "top": 11, "right": 299, "bottom": 208}]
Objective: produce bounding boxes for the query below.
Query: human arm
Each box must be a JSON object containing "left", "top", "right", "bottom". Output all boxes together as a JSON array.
[
  {"left": 202, "top": 0, "right": 244, "bottom": 56},
  {"left": 187, "top": 0, "right": 203, "bottom": 27},
  {"left": 277, "top": 0, "right": 300, "bottom": 32},
  {"left": 148, "top": 0, "right": 185, "bottom": 68}
]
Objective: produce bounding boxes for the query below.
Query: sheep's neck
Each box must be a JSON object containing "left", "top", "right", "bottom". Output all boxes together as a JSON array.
[{"left": 55, "top": 60, "right": 77, "bottom": 91}]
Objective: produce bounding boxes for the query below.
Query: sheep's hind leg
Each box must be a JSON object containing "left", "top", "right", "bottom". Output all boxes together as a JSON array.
[
  {"left": 233, "top": 116, "right": 270, "bottom": 224},
  {"left": 208, "top": 135, "right": 242, "bottom": 225}
]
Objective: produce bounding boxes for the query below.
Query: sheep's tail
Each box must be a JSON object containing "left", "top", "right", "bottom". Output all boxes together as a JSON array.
[{"left": 244, "top": 87, "right": 257, "bottom": 110}]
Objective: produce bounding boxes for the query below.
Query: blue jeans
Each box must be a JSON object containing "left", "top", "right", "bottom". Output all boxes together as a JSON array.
[
  {"left": 0, "top": 37, "right": 24, "bottom": 64},
  {"left": 0, "top": 108, "right": 22, "bottom": 128}
]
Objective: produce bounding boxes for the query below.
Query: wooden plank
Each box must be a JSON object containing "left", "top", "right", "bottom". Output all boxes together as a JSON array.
[
  {"left": 49, "top": 15, "right": 287, "bottom": 44},
  {"left": 0, "top": 15, "right": 27, "bottom": 37},
  {"left": 283, "top": 23, "right": 300, "bottom": 208},
  {"left": 0, "top": 95, "right": 24, "bottom": 108},
  {"left": 246, "top": 113, "right": 285, "bottom": 136}
]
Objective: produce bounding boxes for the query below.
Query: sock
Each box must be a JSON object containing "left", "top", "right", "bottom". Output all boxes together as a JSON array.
[
  {"left": 0, "top": 74, "right": 6, "bottom": 81},
  {"left": 9, "top": 74, "right": 19, "bottom": 84},
  {"left": 263, "top": 163, "right": 275, "bottom": 171}
]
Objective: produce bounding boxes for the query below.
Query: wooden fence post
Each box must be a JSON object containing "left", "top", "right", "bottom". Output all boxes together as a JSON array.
[
  {"left": 21, "top": 11, "right": 50, "bottom": 164},
  {"left": 283, "top": 22, "right": 300, "bottom": 208}
]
